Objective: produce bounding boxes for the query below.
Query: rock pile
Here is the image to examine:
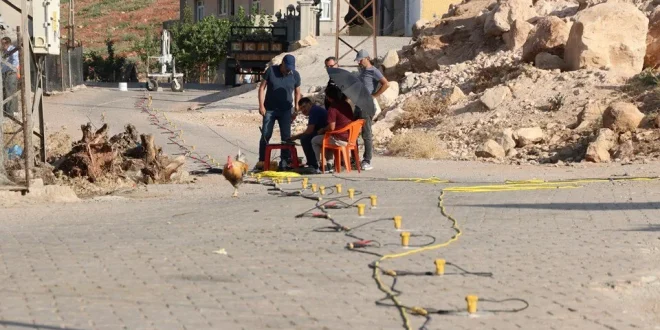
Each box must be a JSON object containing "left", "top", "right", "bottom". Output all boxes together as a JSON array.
[{"left": 368, "top": 0, "right": 660, "bottom": 165}]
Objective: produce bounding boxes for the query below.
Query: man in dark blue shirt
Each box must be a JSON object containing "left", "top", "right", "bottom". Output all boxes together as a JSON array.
[
  {"left": 289, "top": 97, "right": 327, "bottom": 170},
  {"left": 258, "top": 54, "right": 301, "bottom": 170}
]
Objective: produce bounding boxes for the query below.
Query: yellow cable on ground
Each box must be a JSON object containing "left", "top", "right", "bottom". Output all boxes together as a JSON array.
[
  {"left": 387, "top": 177, "right": 450, "bottom": 184},
  {"left": 370, "top": 180, "right": 589, "bottom": 330},
  {"left": 258, "top": 171, "right": 302, "bottom": 178}
]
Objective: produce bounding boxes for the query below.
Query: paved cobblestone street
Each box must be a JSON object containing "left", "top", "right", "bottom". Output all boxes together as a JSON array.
[
  {"left": 2, "top": 176, "right": 660, "bottom": 330},
  {"left": 1, "top": 87, "right": 660, "bottom": 329}
]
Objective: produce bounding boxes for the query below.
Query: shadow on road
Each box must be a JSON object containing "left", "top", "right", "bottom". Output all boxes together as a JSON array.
[{"left": 0, "top": 320, "right": 86, "bottom": 330}]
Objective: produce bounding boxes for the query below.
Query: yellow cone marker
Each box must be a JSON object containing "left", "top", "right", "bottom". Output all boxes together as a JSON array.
[
  {"left": 370, "top": 195, "right": 377, "bottom": 207},
  {"left": 348, "top": 188, "right": 355, "bottom": 199},
  {"left": 287, "top": 177, "right": 292, "bottom": 184},
  {"left": 319, "top": 186, "right": 326, "bottom": 195},
  {"left": 393, "top": 216, "right": 402, "bottom": 229},
  {"left": 311, "top": 184, "right": 318, "bottom": 193},
  {"left": 400, "top": 232, "right": 410, "bottom": 247},
  {"left": 302, "top": 178, "right": 308, "bottom": 189},
  {"left": 357, "top": 204, "right": 366, "bottom": 216},
  {"left": 335, "top": 184, "right": 342, "bottom": 193},
  {"left": 434, "top": 259, "right": 446, "bottom": 275},
  {"left": 466, "top": 295, "right": 478, "bottom": 314}
]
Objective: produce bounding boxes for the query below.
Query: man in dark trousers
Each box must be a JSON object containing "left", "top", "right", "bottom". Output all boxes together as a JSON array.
[
  {"left": 257, "top": 54, "right": 301, "bottom": 170},
  {"left": 288, "top": 97, "right": 327, "bottom": 171}
]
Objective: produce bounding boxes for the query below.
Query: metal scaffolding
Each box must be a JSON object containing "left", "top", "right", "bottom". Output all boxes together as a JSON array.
[
  {"left": 1, "top": 0, "right": 48, "bottom": 192},
  {"left": 334, "top": 0, "right": 378, "bottom": 66}
]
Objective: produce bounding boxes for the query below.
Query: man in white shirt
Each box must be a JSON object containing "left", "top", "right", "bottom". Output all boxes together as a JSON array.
[{"left": 2, "top": 37, "right": 19, "bottom": 115}]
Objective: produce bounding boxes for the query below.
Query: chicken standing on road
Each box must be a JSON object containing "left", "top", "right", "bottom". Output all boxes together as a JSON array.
[{"left": 223, "top": 150, "right": 249, "bottom": 197}]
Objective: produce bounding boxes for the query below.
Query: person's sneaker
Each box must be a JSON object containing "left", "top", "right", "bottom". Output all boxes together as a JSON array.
[
  {"left": 361, "top": 161, "right": 373, "bottom": 171},
  {"left": 313, "top": 168, "right": 323, "bottom": 174}
]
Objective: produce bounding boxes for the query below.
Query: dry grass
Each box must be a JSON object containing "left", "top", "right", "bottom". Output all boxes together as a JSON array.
[
  {"left": 621, "top": 68, "right": 660, "bottom": 114},
  {"left": 387, "top": 130, "right": 448, "bottom": 159},
  {"left": 395, "top": 94, "right": 450, "bottom": 129}
]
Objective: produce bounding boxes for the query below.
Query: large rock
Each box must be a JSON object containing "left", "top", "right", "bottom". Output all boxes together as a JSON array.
[
  {"left": 376, "top": 81, "right": 400, "bottom": 109},
  {"left": 381, "top": 50, "right": 400, "bottom": 72},
  {"left": 372, "top": 121, "right": 394, "bottom": 145},
  {"left": 476, "top": 140, "right": 506, "bottom": 159},
  {"left": 522, "top": 16, "right": 570, "bottom": 62},
  {"left": 289, "top": 35, "right": 318, "bottom": 51},
  {"left": 447, "top": 86, "right": 466, "bottom": 104},
  {"left": 480, "top": 86, "right": 511, "bottom": 110},
  {"left": 484, "top": 0, "right": 537, "bottom": 36},
  {"left": 645, "top": 8, "right": 660, "bottom": 69},
  {"left": 575, "top": 101, "right": 606, "bottom": 130},
  {"left": 535, "top": 52, "right": 566, "bottom": 70},
  {"left": 564, "top": 3, "right": 649, "bottom": 78},
  {"left": 602, "top": 102, "right": 645, "bottom": 132},
  {"left": 503, "top": 20, "right": 534, "bottom": 51},
  {"left": 534, "top": 0, "right": 579, "bottom": 17},
  {"left": 584, "top": 128, "right": 616, "bottom": 162},
  {"left": 409, "top": 36, "right": 446, "bottom": 72},
  {"left": 513, "top": 126, "right": 544, "bottom": 146},
  {"left": 412, "top": 19, "right": 430, "bottom": 39},
  {"left": 497, "top": 128, "right": 517, "bottom": 152}
]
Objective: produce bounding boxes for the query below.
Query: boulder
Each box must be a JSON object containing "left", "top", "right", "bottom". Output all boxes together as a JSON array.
[
  {"left": 376, "top": 81, "right": 400, "bottom": 109},
  {"left": 522, "top": 16, "right": 570, "bottom": 62},
  {"left": 645, "top": 8, "right": 660, "bottom": 69},
  {"left": 372, "top": 121, "right": 394, "bottom": 145},
  {"left": 480, "top": 86, "right": 511, "bottom": 110},
  {"left": 381, "top": 50, "right": 400, "bottom": 72},
  {"left": 584, "top": 128, "right": 616, "bottom": 162},
  {"left": 613, "top": 140, "right": 634, "bottom": 160},
  {"left": 534, "top": 0, "right": 579, "bottom": 17},
  {"left": 484, "top": 0, "right": 537, "bottom": 36},
  {"left": 447, "top": 86, "right": 466, "bottom": 104},
  {"left": 564, "top": 3, "right": 649, "bottom": 78},
  {"left": 498, "top": 128, "right": 517, "bottom": 151},
  {"left": 289, "top": 35, "right": 318, "bottom": 51},
  {"left": 534, "top": 52, "right": 566, "bottom": 70},
  {"left": 575, "top": 101, "right": 606, "bottom": 130},
  {"left": 476, "top": 140, "right": 506, "bottom": 159},
  {"left": 513, "top": 126, "right": 544, "bottom": 146},
  {"left": 503, "top": 20, "right": 534, "bottom": 51},
  {"left": 409, "top": 36, "right": 446, "bottom": 72},
  {"left": 412, "top": 19, "right": 430, "bottom": 39},
  {"left": 400, "top": 73, "right": 418, "bottom": 94},
  {"left": 602, "top": 102, "right": 645, "bottom": 132}
]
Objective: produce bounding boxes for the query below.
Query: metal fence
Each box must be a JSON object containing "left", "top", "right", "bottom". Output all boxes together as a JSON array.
[{"left": 44, "top": 46, "right": 84, "bottom": 94}]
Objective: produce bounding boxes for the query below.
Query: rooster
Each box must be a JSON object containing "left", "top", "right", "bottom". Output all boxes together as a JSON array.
[{"left": 223, "top": 149, "right": 249, "bottom": 197}]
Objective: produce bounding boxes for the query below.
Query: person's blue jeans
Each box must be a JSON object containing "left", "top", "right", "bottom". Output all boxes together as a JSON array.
[
  {"left": 259, "top": 109, "right": 292, "bottom": 163},
  {"left": 300, "top": 133, "right": 318, "bottom": 169}
]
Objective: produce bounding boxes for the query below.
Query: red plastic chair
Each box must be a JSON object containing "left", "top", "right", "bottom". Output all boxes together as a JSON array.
[{"left": 321, "top": 119, "right": 365, "bottom": 173}]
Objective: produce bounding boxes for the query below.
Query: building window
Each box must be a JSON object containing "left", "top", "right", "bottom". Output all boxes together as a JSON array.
[
  {"left": 196, "top": 0, "right": 204, "bottom": 21},
  {"left": 320, "top": 0, "right": 332, "bottom": 21},
  {"left": 251, "top": 0, "right": 260, "bottom": 13},
  {"left": 219, "top": 0, "right": 228, "bottom": 16}
]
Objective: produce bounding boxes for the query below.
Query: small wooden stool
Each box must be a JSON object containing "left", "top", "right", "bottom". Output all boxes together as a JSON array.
[{"left": 264, "top": 143, "right": 300, "bottom": 171}]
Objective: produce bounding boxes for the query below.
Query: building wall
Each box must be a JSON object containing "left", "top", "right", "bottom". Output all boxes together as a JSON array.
[
  {"left": 182, "top": 0, "right": 347, "bottom": 35},
  {"left": 421, "top": 0, "right": 462, "bottom": 21}
]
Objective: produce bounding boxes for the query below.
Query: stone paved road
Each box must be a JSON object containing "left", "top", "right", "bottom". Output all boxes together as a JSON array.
[
  {"left": 2, "top": 86, "right": 660, "bottom": 330},
  {"left": 2, "top": 175, "right": 660, "bottom": 330}
]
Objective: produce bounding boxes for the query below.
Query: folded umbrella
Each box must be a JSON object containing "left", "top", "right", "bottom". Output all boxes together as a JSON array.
[{"left": 326, "top": 67, "right": 376, "bottom": 118}]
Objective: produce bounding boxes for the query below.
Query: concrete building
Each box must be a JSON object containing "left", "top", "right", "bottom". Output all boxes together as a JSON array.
[{"left": 180, "top": 0, "right": 349, "bottom": 35}]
